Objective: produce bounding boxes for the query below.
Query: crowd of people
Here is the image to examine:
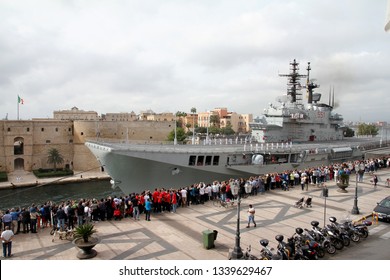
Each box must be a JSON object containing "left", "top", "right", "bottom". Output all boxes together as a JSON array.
[{"left": 1, "top": 156, "right": 389, "bottom": 241}]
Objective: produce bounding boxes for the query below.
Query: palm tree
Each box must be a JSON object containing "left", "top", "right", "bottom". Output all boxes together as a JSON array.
[{"left": 47, "top": 148, "right": 64, "bottom": 171}]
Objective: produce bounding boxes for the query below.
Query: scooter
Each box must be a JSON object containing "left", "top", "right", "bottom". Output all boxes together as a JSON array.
[
  {"left": 275, "top": 235, "right": 292, "bottom": 260},
  {"left": 307, "top": 221, "right": 336, "bottom": 254},
  {"left": 289, "top": 228, "right": 318, "bottom": 260},
  {"left": 259, "top": 239, "right": 281, "bottom": 260},
  {"left": 328, "top": 217, "right": 351, "bottom": 247}
]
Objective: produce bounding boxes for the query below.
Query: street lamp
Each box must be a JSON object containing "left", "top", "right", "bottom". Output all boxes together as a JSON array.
[
  {"left": 174, "top": 112, "right": 177, "bottom": 145},
  {"left": 191, "top": 107, "right": 196, "bottom": 145},
  {"left": 229, "top": 180, "right": 243, "bottom": 260},
  {"left": 351, "top": 165, "right": 360, "bottom": 214},
  {"left": 206, "top": 111, "right": 210, "bottom": 144}
]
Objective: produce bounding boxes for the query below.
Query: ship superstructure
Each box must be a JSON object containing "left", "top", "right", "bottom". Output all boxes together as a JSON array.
[{"left": 250, "top": 60, "right": 344, "bottom": 143}]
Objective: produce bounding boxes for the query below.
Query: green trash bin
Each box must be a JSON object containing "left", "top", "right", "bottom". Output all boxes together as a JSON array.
[{"left": 202, "top": 230, "right": 215, "bottom": 249}]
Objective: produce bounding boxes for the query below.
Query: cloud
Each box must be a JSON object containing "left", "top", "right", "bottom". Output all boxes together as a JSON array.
[{"left": 0, "top": 0, "right": 389, "bottom": 123}]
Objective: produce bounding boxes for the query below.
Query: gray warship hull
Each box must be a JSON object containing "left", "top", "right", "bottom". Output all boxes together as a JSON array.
[{"left": 85, "top": 139, "right": 377, "bottom": 195}]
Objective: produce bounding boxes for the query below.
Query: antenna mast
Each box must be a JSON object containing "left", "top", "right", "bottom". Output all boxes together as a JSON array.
[{"left": 279, "top": 59, "right": 307, "bottom": 103}]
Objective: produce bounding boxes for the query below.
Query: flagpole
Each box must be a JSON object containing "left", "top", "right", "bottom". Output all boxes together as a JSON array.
[{"left": 17, "top": 95, "right": 19, "bottom": 120}]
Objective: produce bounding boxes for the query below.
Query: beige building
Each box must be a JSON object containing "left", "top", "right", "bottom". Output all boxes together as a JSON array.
[
  {"left": 53, "top": 107, "right": 99, "bottom": 120},
  {"left": 102, "top": 112, "right": 137, "bottom": 122},
  {"left": 197, "top": 108, "right": 253, "bottom": 133},
  {"left": 182, "top": 113, "right": 198, "bottom": 133},
  {"left": 146, "top": 112, "right": 175, "bottom": 122}
]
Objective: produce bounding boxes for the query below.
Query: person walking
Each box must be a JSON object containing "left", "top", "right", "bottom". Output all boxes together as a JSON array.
[
  {"left": 246, "top": 204, "right": 256, "bottom": 228},
  {"left": 373, "top": 174, "right": 378, "bottom": 187},
  {"left": 1, "top": 226, "right": 14, "bottom": 258}
]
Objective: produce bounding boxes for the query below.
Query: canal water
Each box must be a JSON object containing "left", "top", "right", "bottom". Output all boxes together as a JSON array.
[{"left": 0, "top": 180, "right": 125, "bottom": 210}]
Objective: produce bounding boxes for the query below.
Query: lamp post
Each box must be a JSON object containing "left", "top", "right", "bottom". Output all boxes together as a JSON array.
[
  {"left": 191, "top": 107, "right": 196, "bottom": 145},
  {"left": 206, "top": 111, "right": 210, "bottom": 144},
  {"left": 174, "top": 112, "right": 177, "bottom": 145},
  {"left": 351, "top": 166, "right": 360, "bottom": 214},
  {"left": 229, "top": 180, "right": 243, "bottom": 259}
]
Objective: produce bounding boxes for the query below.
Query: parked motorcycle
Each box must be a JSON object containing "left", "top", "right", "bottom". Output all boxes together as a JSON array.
[
  {"left": 349, "top": 219, "right": 371, "bottom": 238},
  {"left": 322, "top": 225, "right": 344, "bottom": 250},
  {"left": 327, "top": 217, "right": 351, "bottom": 247},
  {"left": 259, "top": 239, "right": 281, "bottom": 260},
  {"left": 289, "top": 228, "right": 318, "bottom": 260},
  {"left": 338, "top": 219, "right": 361, "bottom": 242},
  {"left": 243, "top": 245, "right": 260, "bottom": 260},
  {"left": 275, "top": 234, "right": 292, "bottom": 260},
  {"left": 306, "top": 221, "right": 336, "bottom": 255}
]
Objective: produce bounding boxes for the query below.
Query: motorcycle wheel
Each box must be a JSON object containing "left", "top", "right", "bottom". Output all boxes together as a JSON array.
[
  {"left": 334, "top": 239, "right": 344, "bottom": 250},
  {"left": 342, "top": 236, "right": 350, "bottom": 247},
  {"left": 351, "top": 233, "right": 360, "bottom": 242},
  {"left": 316, "top": 247, "right": 325, "bottom": 258},
  {"left": 360, "top": 229, "right": 368, "bottom": 238},
  {"left": 326, "top": 244, "right": 336, "bottom": 254}
]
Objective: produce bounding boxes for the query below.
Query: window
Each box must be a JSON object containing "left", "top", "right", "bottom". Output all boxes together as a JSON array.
[
  {"left": 26, "top": 127, "right": 30, "bottom": 132},
  {"left": 46, "top": 140, "right": 51, "bottom": 144},
  {"left": 205, "top": 156, "right": 212, "bottom": 166},
  {"left": 7, "top": 127, "right": 11, "bottom": 132},
  {"left": 41, "top": 128, "right": 44, "bottom": 132},
  {"left": 197, "top": 156, "right": 204, "bottom": 166},
  {"left": 188, "top": 156, "right": 196, "bottom": 166},
  {"left": 55, "top": 128, "right": 58, "bottom": 132},
  {"left": 212, "top": 156, "right": 220, "bottom": 166}
]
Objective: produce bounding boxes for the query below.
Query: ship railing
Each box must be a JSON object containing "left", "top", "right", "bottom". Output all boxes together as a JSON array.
[{"left": 85, "top": 138, "right": 389, "bottom": 155}]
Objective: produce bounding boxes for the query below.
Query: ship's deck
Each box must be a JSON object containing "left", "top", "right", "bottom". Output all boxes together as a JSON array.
[{"left": 86, "top": 138, "right": 384, "bottom": 154}]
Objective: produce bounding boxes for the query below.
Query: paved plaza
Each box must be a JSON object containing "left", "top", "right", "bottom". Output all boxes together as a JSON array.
[{"left": 1, "top": 168, "right": 390, "bottom": 260}]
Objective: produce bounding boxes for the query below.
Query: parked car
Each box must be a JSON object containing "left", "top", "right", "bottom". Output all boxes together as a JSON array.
[{"left": 373, "top": 196, "right": 390, "bottom": 222}]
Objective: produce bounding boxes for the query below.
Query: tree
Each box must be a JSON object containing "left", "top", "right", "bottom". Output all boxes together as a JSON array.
[
  {"left": 343, "top": 127, "right": 355, "bottom": 137},
  {"left": 190, "top": 107, "right": 197, "bottom": 142},
  {"left": 167, "top": 127, "right": 187, "bottom": 142},
  {"left": 190, "top": 107, "right": 197, "bottom": 115},
  {"left": 209, "top": 114, "right": 220, "bottom": 127},
  {"left": 357, "top": 124, "right": 379, "bottom": 136},
  {"left": 47, "top": 148, "right": 64, "bottom": 171},
  {"left": 175, "top": 111, "right": 187, "bottom": 128},
  {"left": 208, "top": 126, "right": 220, "bottom": 135},
  {"left": 221, "top": 124, "right": 235, "bottom": 135}
]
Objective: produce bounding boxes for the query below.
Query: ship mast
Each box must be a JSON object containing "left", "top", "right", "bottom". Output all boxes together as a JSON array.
[
  {"left": 279, "top": 59, "right": 307, "bottom": 103},
  {"left": 304, "top": 62, "right": 319, "bottom": 104}
]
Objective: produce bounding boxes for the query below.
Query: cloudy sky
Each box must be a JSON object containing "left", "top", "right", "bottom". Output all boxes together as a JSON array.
[{"left": 1, "top": 0, "right": 389, "bottom": 122}]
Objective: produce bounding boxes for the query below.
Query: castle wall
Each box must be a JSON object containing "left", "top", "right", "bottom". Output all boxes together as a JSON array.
[{"left": 0, "top": 119, "right": 173, "bottom": 173}]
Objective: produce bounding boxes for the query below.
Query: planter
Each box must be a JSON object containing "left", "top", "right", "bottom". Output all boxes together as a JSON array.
[
  {"left": 73, "top": 236, "right": 100, "bottom": 259},
  {"left": 337, "top": 182, "right": 349, "bottom": 193}
]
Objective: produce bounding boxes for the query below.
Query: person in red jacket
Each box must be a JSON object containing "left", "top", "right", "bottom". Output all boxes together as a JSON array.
[
  {"left": 152, "top": 189, "right": 160, "bottom": 213},
  {"left": 171, "top": 190, "right": 178, "bottom": 213}
]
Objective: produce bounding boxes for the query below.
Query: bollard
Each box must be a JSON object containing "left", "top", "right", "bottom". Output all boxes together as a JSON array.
[{"left": 372, "top": 212, "right": 379, "bottom": 224}]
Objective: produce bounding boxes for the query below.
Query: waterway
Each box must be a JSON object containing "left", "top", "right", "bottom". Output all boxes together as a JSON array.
[{"left": 0, "top": 180, "right": 125, "bottom": 210}]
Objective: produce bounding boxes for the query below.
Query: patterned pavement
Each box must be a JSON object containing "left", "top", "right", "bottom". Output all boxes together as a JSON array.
[{"left": 1, "top": 169, "right": 390, "bottom": 260}]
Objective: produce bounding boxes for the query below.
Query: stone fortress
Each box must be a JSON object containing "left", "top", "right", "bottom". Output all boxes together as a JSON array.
[{"left": 0, "top": 107, "right": 252, "bottom": 174}]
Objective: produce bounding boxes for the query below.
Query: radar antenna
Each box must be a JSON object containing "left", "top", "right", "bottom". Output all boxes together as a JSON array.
[
  {"left": 303, "top": 62, "right": 320, "bottom": 104},
  {"left": 279, "top": 59, "right": 307, "bottom": 103}
]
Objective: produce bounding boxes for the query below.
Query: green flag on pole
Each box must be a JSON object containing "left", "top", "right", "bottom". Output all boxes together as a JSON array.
[{"left": 18, "top": 95, "right": 24, "bottom": 104}]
